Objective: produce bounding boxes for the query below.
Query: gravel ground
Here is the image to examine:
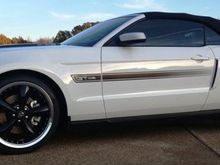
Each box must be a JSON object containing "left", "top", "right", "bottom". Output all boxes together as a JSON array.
[{"left": 1, "top": 115, "right": 220, "bottom": 165}]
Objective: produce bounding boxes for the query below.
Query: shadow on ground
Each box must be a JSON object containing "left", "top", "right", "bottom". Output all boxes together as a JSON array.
[{"left": 1, "top": 115, "right": 220, "bottom": 165}]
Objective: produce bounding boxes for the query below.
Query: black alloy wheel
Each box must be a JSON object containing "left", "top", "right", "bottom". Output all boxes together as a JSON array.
[{"left": 0, "top": 75, "right": 60, "bottom": 154}]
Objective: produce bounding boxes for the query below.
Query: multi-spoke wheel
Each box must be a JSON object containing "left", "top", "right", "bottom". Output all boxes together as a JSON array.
[{"left": 0, "top": 75, "right": 60, "bottom": 154}]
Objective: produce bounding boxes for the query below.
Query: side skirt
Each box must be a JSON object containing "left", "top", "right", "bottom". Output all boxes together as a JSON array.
[{"left": 69, "top": 109, "right": 220, "bottom": 125}]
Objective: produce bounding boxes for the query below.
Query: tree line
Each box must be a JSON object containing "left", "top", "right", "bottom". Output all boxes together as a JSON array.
[
  {"left": 0, "top": 22, "right": 98, "bottom": 45},
  {"left": 0, "top": 35, "right": 29, "bottom": 45},
  {"left": 54, "top": 22, "right": 98, "bottom": 43}
]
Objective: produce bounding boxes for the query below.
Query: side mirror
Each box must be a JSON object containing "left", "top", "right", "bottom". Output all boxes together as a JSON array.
[{"left": 119, "top": 32, "right": 146, "bottom": 45}]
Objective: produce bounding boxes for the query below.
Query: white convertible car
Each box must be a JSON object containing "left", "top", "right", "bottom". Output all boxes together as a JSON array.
[{"left": 1, "top": 12, "right": 220, "bottom": 153}]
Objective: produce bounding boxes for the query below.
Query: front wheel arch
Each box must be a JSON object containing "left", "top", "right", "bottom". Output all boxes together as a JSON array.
[{"left": 0, "top": 69, "right": 68, "bottom": 127}]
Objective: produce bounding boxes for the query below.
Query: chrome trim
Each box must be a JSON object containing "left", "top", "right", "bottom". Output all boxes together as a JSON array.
[
  {"left": 72, "top": 69, "right": 209, "bottom": 83},
  {"left": 72, "top": 74, "right": 101, "bottom": 83}
]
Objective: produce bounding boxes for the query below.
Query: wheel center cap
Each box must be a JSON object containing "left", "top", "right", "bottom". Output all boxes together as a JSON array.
[{"left": 18, "top": 111, "right": 25, "bottom": 118}]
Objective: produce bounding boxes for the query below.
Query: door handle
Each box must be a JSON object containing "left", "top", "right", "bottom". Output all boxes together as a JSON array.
[{"left": 191, "top": 55, "right": 210, "bottom": 62}]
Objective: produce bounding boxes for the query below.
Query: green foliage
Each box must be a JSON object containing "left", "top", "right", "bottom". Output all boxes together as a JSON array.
[
  {"left": 11, "top": 36, "right": 28, "bottom": 44},
  {"left": 53, "top": 30, "right": 72, "bottom": 44},
  {"left": 71, "top": 22, "right": 98, "bottom": 35},
  {"left": 54, "top": 22, "right": 99, "bottom": 43}
]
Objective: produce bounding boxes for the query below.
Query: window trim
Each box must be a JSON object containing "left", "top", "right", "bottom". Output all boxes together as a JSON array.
[{"left": 104, "top": 18, "right": 207, "bottom": 47}]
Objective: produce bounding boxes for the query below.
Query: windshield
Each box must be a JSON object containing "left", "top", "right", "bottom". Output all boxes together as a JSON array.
[{"left": 62, "top": 16, "right": 134, "bottom": 47}]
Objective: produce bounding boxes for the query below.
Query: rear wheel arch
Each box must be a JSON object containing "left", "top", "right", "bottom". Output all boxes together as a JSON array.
[{"left": 0, "top": 69, "right": 69, "bottom": 126}]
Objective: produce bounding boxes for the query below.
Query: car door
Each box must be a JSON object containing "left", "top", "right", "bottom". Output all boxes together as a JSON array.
[{"left": 101, "top": 19, "right": 215, "bottom": 118}]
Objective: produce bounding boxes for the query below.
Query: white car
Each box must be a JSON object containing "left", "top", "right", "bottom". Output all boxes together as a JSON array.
[{"left": 0, "top": 12, "right": 220, "bottom": 154}]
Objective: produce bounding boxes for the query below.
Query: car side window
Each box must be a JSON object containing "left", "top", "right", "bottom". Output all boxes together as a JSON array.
[
  {"left": 107, "top": 19, "right": 205, "bottom": 47},
  {"left": 206, "top": 27, "right": 220, "bottom": 45}
]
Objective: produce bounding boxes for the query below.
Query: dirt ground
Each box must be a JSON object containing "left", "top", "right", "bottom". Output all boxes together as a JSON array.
[{"left": 1, "top": 115, "right": 220, "bottom": 165}]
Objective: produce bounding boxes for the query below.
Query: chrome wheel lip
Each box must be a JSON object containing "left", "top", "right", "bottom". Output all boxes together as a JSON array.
[{"left": 0, "top": 82, "right": 54, "bottom": 149}]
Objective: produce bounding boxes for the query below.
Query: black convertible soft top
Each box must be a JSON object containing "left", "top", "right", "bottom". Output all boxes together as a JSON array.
[{"left": 142, "top": 12, "right": 220, "bottom": 34}]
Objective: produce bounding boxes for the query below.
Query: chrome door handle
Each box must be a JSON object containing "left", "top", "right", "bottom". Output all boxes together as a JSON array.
[{"left": 191, "top": 55, "right": 210, "bottom": 62}]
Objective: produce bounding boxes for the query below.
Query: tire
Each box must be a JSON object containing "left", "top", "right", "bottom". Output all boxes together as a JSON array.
[{"left": 0, "top": 75, "right": 60, "bottom": 154}]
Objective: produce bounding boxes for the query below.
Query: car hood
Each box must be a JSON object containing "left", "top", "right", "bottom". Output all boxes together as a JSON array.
[
  {"left": 0, "top": 43, "right": 43, "bottom": 49},
  {"left": 0, "top": 44, "right": 74, "bottom": 53},
  {"left": 0, "top": 44, "right": 101, "bottom": 66}
]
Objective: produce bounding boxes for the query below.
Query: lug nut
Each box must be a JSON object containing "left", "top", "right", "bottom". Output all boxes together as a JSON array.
[
  {"left": 18, "top": 120, "right": 21, "bottom": 123},
  {"left": 16, "top": 107, "right": 20, "bottom": 110},
  {"left": 12, "top": 114, "right": 16, "bottom": 117},
  {"left": 25, "top": 116, "right": 29, "bottom": 119}
]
